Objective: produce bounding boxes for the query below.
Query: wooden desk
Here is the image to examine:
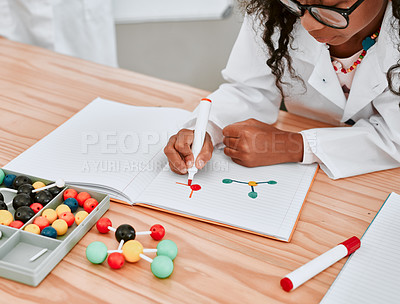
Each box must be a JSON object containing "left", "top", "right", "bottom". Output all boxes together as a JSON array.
[{"left": 0, "top": 37, "right": 399, "bottom": 303}]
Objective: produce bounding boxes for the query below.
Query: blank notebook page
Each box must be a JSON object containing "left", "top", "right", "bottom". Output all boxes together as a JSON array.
[{"left": 321, "top": 192, "right": 400, "bottom": 304}]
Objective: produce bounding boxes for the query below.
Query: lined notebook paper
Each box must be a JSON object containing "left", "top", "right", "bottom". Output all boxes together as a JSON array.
[
  {"left": 5, "top": 98, "right": 318, "bottom": 241},
  {"left": 135, "top": 149, "right": 317, "bottom": 240},
  {"left": 321, "top": 192, "right": 400, "bottom": 303},
  {"left": 5, "top": 98, "right": 190, "bottom": 201}
]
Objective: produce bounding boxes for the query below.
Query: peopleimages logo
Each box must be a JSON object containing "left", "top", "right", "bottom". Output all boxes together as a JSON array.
[
  {"left": 305, "top": 130, "right": 318, "bottom": 154},
  {"left": 81, "top": 130, "right": 171, "bottom": 154},
  {"left": 79, "top": 131, "right": 230, "bottom": 173}
]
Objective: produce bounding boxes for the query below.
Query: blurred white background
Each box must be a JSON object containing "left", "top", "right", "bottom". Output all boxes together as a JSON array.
[{"left": 113, "top": 0, "right": 244, "bottom": 91}]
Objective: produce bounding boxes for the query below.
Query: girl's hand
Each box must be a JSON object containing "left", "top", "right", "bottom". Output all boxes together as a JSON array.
[
  {"left": 164, "top": 129, "right": 213, "bottom": 174},
  {"left": 222, "top": 119, "right": 304, "bottom": 167}
]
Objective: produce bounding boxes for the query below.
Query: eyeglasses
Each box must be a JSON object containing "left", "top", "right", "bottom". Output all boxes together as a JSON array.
[{"left": 278, "top": 0, "right": 365, "bottom": 29}]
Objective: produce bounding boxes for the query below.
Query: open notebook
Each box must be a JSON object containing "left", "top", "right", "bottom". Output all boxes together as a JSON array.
[
  {"left": 321, "top": 192, "right": 400, "bottom": 303},
  {"left": 5, "top": 98, "right": 318, "bottom": 242}
]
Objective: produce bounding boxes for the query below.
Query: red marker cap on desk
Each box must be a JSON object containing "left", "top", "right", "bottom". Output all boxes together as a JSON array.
[{"left": 280, "top": 236, "right": 361, "bottom": 292}]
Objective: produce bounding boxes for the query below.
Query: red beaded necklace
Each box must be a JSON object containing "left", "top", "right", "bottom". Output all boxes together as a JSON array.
[{"left": 331, "top": 29, "right": 380, "bottom": 74}]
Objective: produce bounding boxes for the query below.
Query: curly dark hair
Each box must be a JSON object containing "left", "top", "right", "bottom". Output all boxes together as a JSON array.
[{"left": 241, "top": 0, "right": 400, "bottom": 96}]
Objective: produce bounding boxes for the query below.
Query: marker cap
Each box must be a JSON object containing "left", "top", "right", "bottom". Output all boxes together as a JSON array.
[
  {"left": 340, "top": 236, "right": 361, "bottom": 255},
  {"left": 280, "top": 277, "right": 293, "bottom": 292}
]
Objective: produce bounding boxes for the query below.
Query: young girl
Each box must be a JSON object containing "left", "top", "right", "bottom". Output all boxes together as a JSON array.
[{"left": 164, "top": 0, "right": 400, "bottom": 179}]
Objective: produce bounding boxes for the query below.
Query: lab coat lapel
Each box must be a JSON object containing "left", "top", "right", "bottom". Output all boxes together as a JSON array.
[
  {"left": 341, "top": 50, "right": 387, "bottom": 122},
  {"left": 292, "top": 24, "right": 347, "bottom": 110},
  {"left": 307, "top": 46, "right": 347, "bottom": 110},
  {"left": 341, "top": 2, "right": 397, "bottom": 122}
]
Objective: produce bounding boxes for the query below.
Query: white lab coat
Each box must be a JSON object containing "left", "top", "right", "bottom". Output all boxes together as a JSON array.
[
  {"left": 0, "top": 0, "right": 117, "bottom": 67},
  {"left": 195, "top": 2, "right": 400, "bottom": 179}
]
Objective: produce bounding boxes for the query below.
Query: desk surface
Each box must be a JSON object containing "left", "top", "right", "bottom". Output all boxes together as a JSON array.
[{"left": 0, "top": 37, "right": 399, "bottom": 304}]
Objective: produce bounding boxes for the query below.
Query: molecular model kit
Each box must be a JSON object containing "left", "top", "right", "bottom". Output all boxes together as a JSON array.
[
  {"left": 86, "top": 217, "right": 178, "bottom": 279},
  {"left": 0, "top": 168, "right": 110, "bottom": 286},
  {"left": 0, "top": 178, "right": 100, "bottom": 238}
]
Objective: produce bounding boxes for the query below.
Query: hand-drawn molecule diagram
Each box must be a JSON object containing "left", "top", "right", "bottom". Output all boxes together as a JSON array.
[
  {"left": 176, "top": 182, "right": 202, "bottom": 198},
  {"left": 222, "top": 179, "right": 277, "bottom": 199}
]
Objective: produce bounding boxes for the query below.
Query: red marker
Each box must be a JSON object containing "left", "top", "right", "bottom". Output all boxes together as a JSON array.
[{"left": 280, "top": 236, "right": 361, "bottom": 292}]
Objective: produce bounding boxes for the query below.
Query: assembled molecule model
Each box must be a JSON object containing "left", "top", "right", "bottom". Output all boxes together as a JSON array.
[{"left": 86, "top": 217, "right": 177, "bottom": 279}]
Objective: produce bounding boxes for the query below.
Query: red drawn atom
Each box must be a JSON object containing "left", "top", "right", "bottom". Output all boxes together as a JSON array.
[{"left": 176, "top": 182, "right": 201, "bottom": 198}]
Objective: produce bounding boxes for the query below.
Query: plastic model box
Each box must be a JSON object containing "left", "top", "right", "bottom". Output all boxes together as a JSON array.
[{"left": 0, "top": 169, "right": 110, "bottom": 286}]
